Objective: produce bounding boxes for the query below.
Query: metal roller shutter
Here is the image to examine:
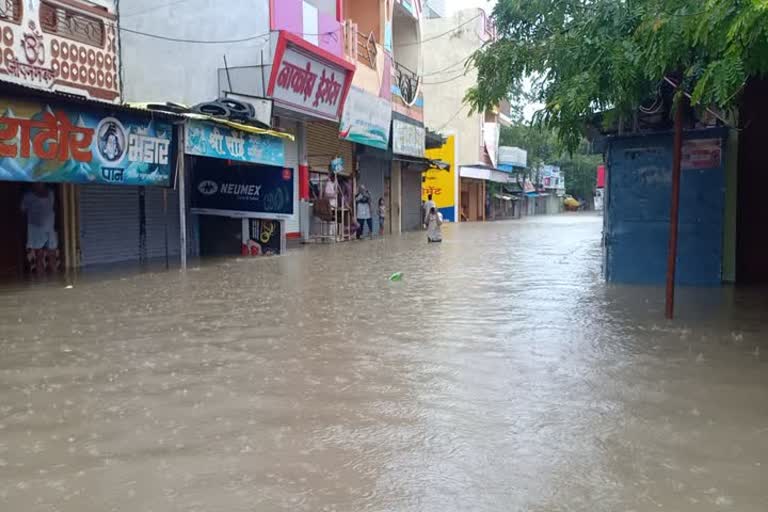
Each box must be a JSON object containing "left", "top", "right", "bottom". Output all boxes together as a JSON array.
[
  {"left": 306, "top": 121, "right": 354, "bottom": 175},
  {"left": 402, "top": 170, "right": 423, "bottom": 232},
  {"left": 79, "top": 185, "right": 140, "bottom": 266},
  {"left": 145, "top": 188, "right": 181, "bottom": 259}
]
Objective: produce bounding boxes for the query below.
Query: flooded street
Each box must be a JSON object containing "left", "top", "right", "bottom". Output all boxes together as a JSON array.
[{"left": 1, "top": 213, "right": 767, "bottom": 511}]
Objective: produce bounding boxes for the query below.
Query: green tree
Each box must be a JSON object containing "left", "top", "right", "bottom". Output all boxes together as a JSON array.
[{"left": 467, "top": 0, "right": 768, "bottom": 149}]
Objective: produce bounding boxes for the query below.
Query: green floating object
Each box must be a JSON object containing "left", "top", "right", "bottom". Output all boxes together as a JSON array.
[{"left": 389, "top": 272, "right": 403, "bottom": 281}]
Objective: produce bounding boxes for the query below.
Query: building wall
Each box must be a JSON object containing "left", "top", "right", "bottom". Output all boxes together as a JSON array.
[
  {"left": 422, "top": 9, "right": 488, "bottom": 165},
  {"left": 345, "top": 0, "right": 383, "bottom": 41},
  {"left": 0, "top": 0, "right": 121, "bottom": 102},
  {"left": 120, "top": 0, "right": 270, "bottom": 104},
  {"left": 270, "top": 0, "right": 343, "bottom": 57}
]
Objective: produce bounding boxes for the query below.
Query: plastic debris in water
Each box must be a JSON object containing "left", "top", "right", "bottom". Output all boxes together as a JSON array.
[
  {"left": 65, "top": 285, "right": 74, "bottom": 289},
  {"left": 389, "top": 272, "right": 403, "bottom": 282}
]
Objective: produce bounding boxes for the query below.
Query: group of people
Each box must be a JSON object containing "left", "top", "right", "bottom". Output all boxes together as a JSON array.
[
  {"left": 353, "top": 185, "right": 385, "bottom": 239},
  {"left": 323, "top": 172, "right": 442, "bottom": 243},
  {"left": 355, "top": 187, "right": 442, "bottom": 243}
]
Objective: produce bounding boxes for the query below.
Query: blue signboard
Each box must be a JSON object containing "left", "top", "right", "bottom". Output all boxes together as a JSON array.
[
  {"left": 0, "top": 96, "right": 175, "bottom": 186},
  {"left": 191, "top": 163, "right": 294, "bottom": 218},
  {"left": 185, "top": 121, "right": 285, "bottom": 167}
]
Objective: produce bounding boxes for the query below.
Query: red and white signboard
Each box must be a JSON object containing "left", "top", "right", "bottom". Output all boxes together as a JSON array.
[
  {"left": 267, "top": 32, "right": 355, "bottom": 121},
  {"left": 682, "top": 138, "right": 722, "bottom": 170}
]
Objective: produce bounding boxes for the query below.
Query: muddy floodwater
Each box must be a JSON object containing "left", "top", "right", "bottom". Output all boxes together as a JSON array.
[{"left": 1, "top": 214, "right": 767, "bottom": 511}]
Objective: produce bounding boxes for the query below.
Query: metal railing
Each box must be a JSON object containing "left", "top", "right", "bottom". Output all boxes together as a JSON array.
[
  {"left": 344, "top": 20, "right": 378, "bottom": 70},
  {"left": 395, "top": 61, "right": 419, "bottom": 105},
  {"left": 0, "top": 0, "right": 22, "bottom": 23},
  {"left": 356, "top": 30, "right": 377, "bottom": 69}
]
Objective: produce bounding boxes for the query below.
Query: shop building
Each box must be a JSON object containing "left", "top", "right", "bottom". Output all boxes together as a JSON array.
[
  {"left": 121, "top": 0, "right": 355, "bottom": 246},
  {"left": 496, "top": 146, "right": 528, "bottom": 219},
  {"left": 390, "top": 0, "right": 430, "bottom": 232},
  {"left": 0, "top": 1, "right": 183, "bottom": 276},
  {"left": 340, "top": 0, "right": 396, "bottom": 235},
  {"left": 422, "top": 8, "right": 506, "bottom": 223}
]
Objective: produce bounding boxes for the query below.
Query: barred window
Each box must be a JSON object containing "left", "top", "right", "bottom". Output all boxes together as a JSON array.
[
  {"left": 0, "top": 0, "right": 23, "bottom": 24},
  {"left": 40, "top": 1, "right": 105, "bottom": 47}
]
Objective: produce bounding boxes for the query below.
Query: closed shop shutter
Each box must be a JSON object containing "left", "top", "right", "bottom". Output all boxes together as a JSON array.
[
  {"left": 306, "top": 121, "right": 354, "bottom": 175},
  {"left": 79, "top": 185, "right": 140, "bottom": 266},
  {"left": 145, "top": 187, "right": 181, "bottom": 259},
  {"left": 281, "top": 120, "right": 300, "bottom": 235},
  {"left": 401, "top": 169, "right": 423, "bottom": 231}
]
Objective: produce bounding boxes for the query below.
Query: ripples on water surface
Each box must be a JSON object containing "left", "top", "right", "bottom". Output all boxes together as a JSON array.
[{"left": 0, "top": 214, "right": 766, "bottom": 511}]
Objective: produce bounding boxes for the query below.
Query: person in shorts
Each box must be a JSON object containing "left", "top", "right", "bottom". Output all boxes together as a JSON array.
[{"left": 21, "top": 184, "right": 59, "bottom": 274}]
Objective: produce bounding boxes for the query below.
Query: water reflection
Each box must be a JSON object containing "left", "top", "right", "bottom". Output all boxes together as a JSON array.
[{"left": 0, "top": 214, "right": 766, "bottom": 511}]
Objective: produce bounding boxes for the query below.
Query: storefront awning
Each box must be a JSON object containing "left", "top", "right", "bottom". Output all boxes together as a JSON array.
[
  {"left": 460, "top": 165, "right": 512, "bottom": 183},
  {"left": 127, "top": 102, "right": 294, "bottom": 141},
  {"left": 394, "top": 155, "right": 449, "bottom": 171}
]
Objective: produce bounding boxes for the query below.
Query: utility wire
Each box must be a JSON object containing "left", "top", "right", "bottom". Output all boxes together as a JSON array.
[
  {"left": 422, "top": 72, "right": 469, "bottom": 85},
  {"left": 119, "top": 26, "right": 340, "bottom": 44},
  {"left": 436, "top": 103, "right": 469, "bottom": 132}
]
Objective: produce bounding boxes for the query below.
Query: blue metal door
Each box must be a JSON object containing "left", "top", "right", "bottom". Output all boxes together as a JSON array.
[{"left": 605, "top": 130, "right": 726, "bottom": 285}]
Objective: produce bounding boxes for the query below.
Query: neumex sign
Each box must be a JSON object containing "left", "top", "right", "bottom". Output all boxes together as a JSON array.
[{"left": 191, "top": 163, "right": 294, "bottom": 219}]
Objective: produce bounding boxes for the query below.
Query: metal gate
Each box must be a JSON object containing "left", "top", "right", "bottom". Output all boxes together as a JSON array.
[{"left": 605, "top": 130, "right": 726, "bottom": 285}]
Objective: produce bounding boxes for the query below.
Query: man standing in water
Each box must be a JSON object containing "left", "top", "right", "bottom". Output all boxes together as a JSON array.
[{"left": 20, "top": 183, "right": 59, "bottom": 274}]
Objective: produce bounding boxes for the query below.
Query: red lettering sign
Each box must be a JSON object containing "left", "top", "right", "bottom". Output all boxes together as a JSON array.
[{"left": 0, "top": 111, "right": 94, "bottom": 162}]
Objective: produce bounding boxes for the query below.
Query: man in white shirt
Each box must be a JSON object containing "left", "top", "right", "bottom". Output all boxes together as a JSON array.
[{"left": 20, "top": 184, "right": 59, "bottom": 274}]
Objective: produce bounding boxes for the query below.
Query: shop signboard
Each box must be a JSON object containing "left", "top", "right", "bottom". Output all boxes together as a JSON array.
[
  {"left": 0, "top": 96, "right": 173, "bottom": 186},
  {"left": 392, "top": 118, "right": 425, "bottom": 157},
  {"left": 424, "top": 135, "right": 456, "bottom": 222},
  {"left": 191, "top": 163, "right": 294, "bottom": 219},
  {"left": 682, "top": 138, "right": 722, "bottom": 170},
  {"left": 267, "top": 32, "right": 354, "bottom": 121},
  {"left": 184, "top": 121, "right": 285, "bottom": 167},
  {"left": 340, "top": 87, "right": 392, "bottom": 150}
]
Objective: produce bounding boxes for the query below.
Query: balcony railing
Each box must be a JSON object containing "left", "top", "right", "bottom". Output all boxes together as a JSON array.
[
  {"left": 357, "top": 30, "right": 377, "bottom": 69},
  {"left": 344, "top": 20, "right": 378, "bottom": 70},
  {"left": 395, "top": 61, "right": 419, "bottom": 105}
]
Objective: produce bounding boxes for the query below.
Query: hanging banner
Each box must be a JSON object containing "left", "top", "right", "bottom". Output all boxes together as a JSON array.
[
  {"left": 185, "top": 121, "right": 285, "bottom": 167},
  {"left": 392, "top": 118, "right": 425, "bottom": 157},
  {"left": 0, "top": 96, "right": 174, "bottom": 186},
  {"left": 340, "top": 87, "right": 392, "bottom": 150},
  {"left": 191, "top": 163, "right": 294, "bottom": 218},
  {"left": 424, "top": 135, "right": 456, "bottom": 221}
]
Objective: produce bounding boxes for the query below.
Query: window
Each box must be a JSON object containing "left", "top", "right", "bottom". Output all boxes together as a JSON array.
[
  {"left": 40, "top": 1, "right": 105, "bottom": 47},
  {"left": 302, "top": 0, "right": 319, "bottom": 46},
  {"left": 0, "top": 0, "right": 22, "bottom": 24}
]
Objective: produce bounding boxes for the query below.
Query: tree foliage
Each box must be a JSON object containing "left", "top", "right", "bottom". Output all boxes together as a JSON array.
[{"left": 467, "top": 0, "right": 768, "bottom": 149}]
